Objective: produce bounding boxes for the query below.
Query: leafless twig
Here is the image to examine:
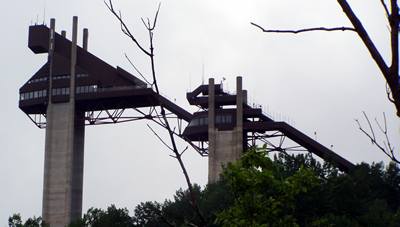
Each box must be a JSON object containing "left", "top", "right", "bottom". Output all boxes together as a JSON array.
[
  {"left": 380, "top": 0, "right": 390, "bottom": 19},
  {"left": 124, "top": 53, "right": 152, "bottom": 85},
  {"left": 104, "top": 0, "right": 151, "bottom": 56},
  {"left": 355, "top": 111, "right": 398, "bottom": 164},
  {"left": 147, "top": 124, "right": 175, "bottom": 153},
  {"left": 250, "top": 22, "right": 355, "bottom": 34},
  {"left": 252, "top": 0, "right": 400, "bottom": 117},
  {"left": 386, "top": 83, "right": 395, "bottom": 103},
  {"left": 106, "top": 1, "right": 206, "bottom": 225}
]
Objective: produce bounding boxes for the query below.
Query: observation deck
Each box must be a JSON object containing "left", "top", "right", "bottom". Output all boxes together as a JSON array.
[{"left": 19, "top": 25, "right": 191, "bottom": 123}]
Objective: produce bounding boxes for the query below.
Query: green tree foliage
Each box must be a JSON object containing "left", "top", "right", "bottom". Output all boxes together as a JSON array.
[
  {"left": 11, "top": 148, "right": 400, "bottom": 226},
  {"left": 216, "top": 150, "right": 320, "bottom": 226},
  {"left": 69, "top": 205, "right": 133, "bottom": 227},
  {"left": 216, "top": 148, "right": 400, "bottom": 226},
  {"left": 8, "top": 214, "right": 45, "bottom": 227}
]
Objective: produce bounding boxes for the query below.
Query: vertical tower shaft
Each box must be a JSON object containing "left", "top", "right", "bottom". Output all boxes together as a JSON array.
[
  {"left": 208, "top": 77, "right": 244, "bottom": 183},
  {"left": 42, "top": 17, "right": 85, "bottom": 226},
  {"left": 208, "top": 78, "right": 216, "bottom": 183}
]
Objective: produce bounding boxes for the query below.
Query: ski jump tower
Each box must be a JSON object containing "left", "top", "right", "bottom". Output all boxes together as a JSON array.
[
  {"left": 19, "top": 18, "right": 354, "bottom": 226},
  {"left": 19, "top": 17, "right": 191, "bottom": 226}
]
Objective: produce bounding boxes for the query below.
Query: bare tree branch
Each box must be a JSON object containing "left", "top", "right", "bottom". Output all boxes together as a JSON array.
[
  {"left": 336, "top": 0, "right": 400, "bottom": 116},
  {"left": 381, "top": 0, "right": 390, "bottom": 19},
  {"left": 124, "top": 53, "right": 152, "bottom": 85},
  {"left": 355, "top": 112, "right": 399, "bottom": 164},
  {"left": 362, "top": 111, "right": 376, "bottom": 141},
  {"left": 336, "top": 0, "right": 390, "bottom": 76},
  {"left": 386, "top": 83, "right": 395, "bottom": 103},
  {"left": 152, "top": 3, "right": 161, "bottom": 30},
  {"left": 104, "top": 0, "right": 151, "bottom": 56},
  {"left": 106, "top": 1, "right": 206, "bottom": 224},
  {"left": 147, "top": 124, "right": 175, "bottom": 153},
  {"left": 389, "top": 0, "right": 399, "bottom": 95},
  {"left": 251, "top": 22, "right": 355, "bottom": 34},
  {"left": 252, "top": 1, "right": 400, "bottom": 116}
]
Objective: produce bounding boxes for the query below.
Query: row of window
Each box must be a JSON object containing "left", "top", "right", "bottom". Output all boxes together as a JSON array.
[
  {"left": 77, "top": 74, "right": 89, "bottom": 78},
  {"left": 76, "top": 85, "right": 98, "bottom": 94},
  {"left": 53, "top": 75, "right": 70, "bottom": 80},
  {"left": 27, "top": 77, "right": 48, "bottom": 84},
  {"left": 20, "top": 89, "right": 47, "bottom": 100},
  {"left": 27, "top": 74, "right": 89, "bottom": 84},
  {"left": 216, "top": 115, "right": 233, "bottom": 124},
  {"left": 52, "top": 87, "right": 70, "bottom": 96},
  {"left": 52, "top": 85, "right": 99, "bottom": 96},
  {"left": 53, "top": 74, "right": 89, "bottom": 80},
  {"left": 20, "top": 83, "right": 131, "bottom": 101},
  {"left": 189, "top": 115, "right": 233, "bottom": 127},
  {"left": 189, "top": 117, "right": 208, "bottom": 126}
]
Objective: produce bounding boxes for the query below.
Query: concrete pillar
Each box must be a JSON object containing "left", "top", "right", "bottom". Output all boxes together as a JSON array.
[
  {"left": 208, "top": 78, "right": 216, "bottom": 183},
  {"left": 83, "top": 28, "right": 88, "bottom": 51},
  {"left": 207, "top": 77, "right": 245, "bottom": 184},
  {"left": 235, "top": 76, "right": 243, "bottom": 156},
  {"left": 42, "top": 17, "right": 84, "bottom": 226}
]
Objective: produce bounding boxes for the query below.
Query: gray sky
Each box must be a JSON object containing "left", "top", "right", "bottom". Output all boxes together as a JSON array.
[{"left": 1, "top": 0, "right": 399, "bottom": 224}]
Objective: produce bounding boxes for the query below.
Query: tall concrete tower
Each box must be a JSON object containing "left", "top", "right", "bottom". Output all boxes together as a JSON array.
[
  {"left": 207, "top": 77, "right": 246, "bottom": 183},
  {"left": 183, "top": 77, "right": 354, "bottom": 183},
  {"left": 42, "top": 17, "right": 84, "bottom": 226},
  {"left": 183, "top": 76, "right": 248, "bottom": 183},
  {"left": 20, "top": 18, "right": 193, "bottom": 226}
]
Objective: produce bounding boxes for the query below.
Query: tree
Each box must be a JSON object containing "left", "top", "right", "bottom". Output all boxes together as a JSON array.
[
  {"left": 69, "top": 205, "right": 133, "bottom": 227},
  {"left": 252, "top": 0, "right": 400, "bottom": 117},
  {"left": 13, "top": 148, "right": 400, "bottom": 226},
  {"left": 215, "top": 148, "right": 400, "bottom": 226},
  {"left": 104, "top": 0, "right": 206, "bottom": 224},
  {"left": 8, "top": 214, "right": 45, "bottom": 227}
]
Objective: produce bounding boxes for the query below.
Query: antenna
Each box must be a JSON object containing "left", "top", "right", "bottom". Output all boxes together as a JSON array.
[
  {"left": 201, "top": 61, "right": 205, "bottom": 85},
  {"left": 188, "top": 73, "right": 192, "bottom": 91},
  {"left": 42, "top": 3, "right": 46, "bottom": 24},
  {"left": 42, "top": 0, "right": 47, "bottom": 25}
]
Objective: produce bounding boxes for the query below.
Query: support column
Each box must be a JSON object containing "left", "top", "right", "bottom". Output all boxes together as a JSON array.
[
  {"left": 208, "top": 78, "right": 216, "bottom": 183},
  {"left": 235, "top": 76, "right": 243, "bottom": 156},
  {"left": 207, "top": 77, "right": 245, "bottom": 184},
  {"left": 42, "top": 17, "right": 84, "bottom": 226}
]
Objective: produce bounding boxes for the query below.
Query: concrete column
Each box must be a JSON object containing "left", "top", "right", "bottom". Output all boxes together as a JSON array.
[
  {"left": 208, "top": 78, "right": 216, "bottom": 183},
  {"left": 42, "top": 17, "right": 84, "bottom": 226},
  {"left": 69, "top": 16, "right": 85, "bottom": 222},
  {"left": 70, "top": 16, "right": 77, "bottom": 102},
  {"left": 235, "top": 76, "right": 243, "bottom": 156},
  {"left": 207, "top": 77, "right": 245, "bottom": 184},
  {"left": 47, "top": 18, "right": 55, "bottom": 104},
  {"left": 83, "top": 28, "right": 88, "bottom": 51},
  {"left": 42, "top": 18, "right": 56, "bottom": 224}
]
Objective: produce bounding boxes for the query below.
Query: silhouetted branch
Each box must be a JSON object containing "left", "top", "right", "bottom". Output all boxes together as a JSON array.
[
  {"left": 253, "top": 1, "right": 400, "bottom": 117},
  {"left": 147, "top": 124, "right": 175, "bottom": 153},
  {"left": 381, "top": 0, "right": 390, "bottom": 18},
  {"left": 251, "top": 22, "right": 355, "bottom": 33},
  {"left": 106, "top": 2, "right": 206, "bottom": 225},
  {"left": 104, "top": 0, "right": 151, "bottom": 56},
  {"left": 124, "top": 53, "right": 152, "bottom": 85},
  {"left": 386, "top": 83, "right": 395, "bottom": 103},
  {"left": 355, "top": 112, "right": 398, "bottom": 164},
  {"left": 336, "top": 0, "right": 399, "bottom": 116}
]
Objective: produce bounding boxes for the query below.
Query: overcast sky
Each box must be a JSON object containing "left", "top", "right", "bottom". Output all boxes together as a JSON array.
[{"left": 1, "top": 0, "right": 399, "bottom": 224}]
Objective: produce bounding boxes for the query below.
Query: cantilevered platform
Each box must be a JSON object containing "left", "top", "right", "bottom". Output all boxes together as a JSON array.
[
  {"left": 183, "top": 81, "right": 354, "bottom": 173},
  {"left": 19, "top": 24, "right": 191, "bottom": 122}
]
